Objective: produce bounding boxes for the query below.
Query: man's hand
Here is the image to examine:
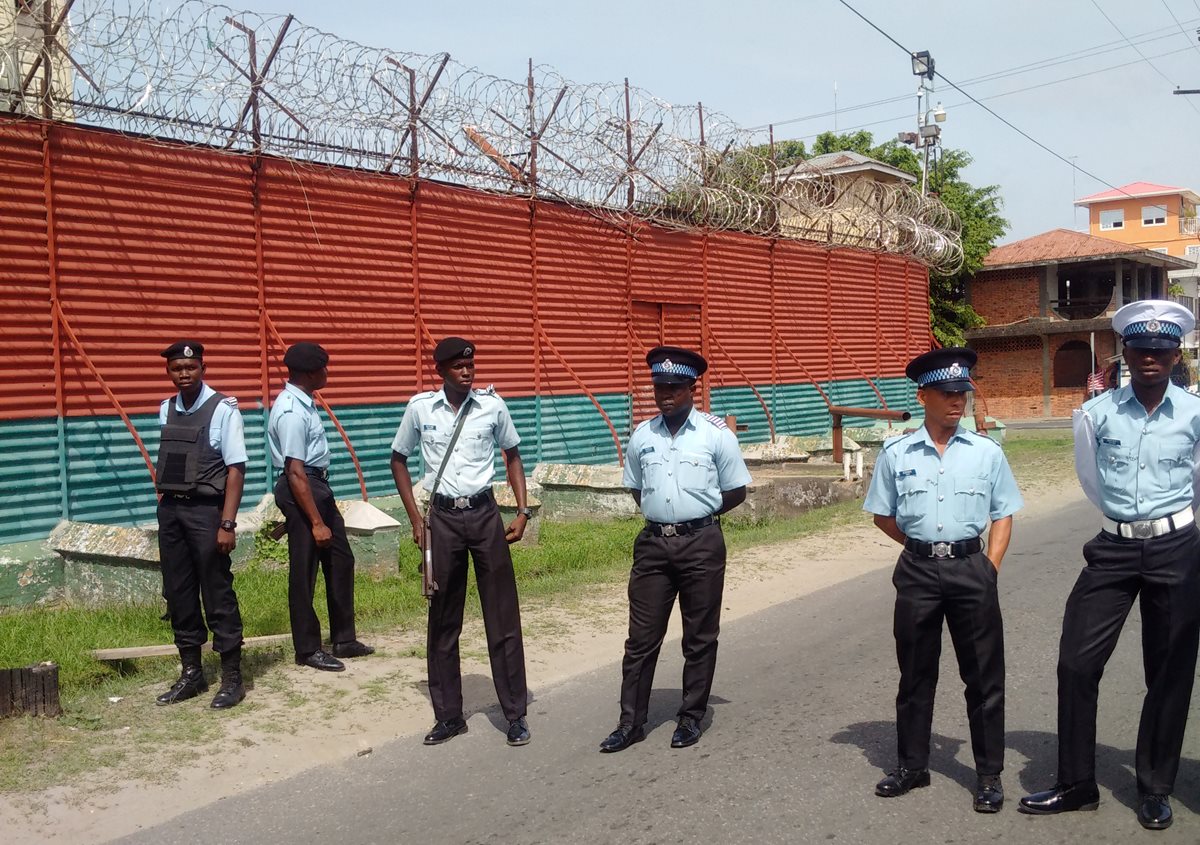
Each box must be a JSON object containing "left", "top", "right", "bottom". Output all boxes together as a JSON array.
[
  {"left": 312, "top": 522, "right": 333, "bottom": 548},
  {"left": 411, "top": 522, "right": 422, "bottom": 547},
  {"left": 216, "top": 527, "right": 237, "bottom": 554},
  {"left": 504, "top": 514, "right": 528, "bottom": 544}
]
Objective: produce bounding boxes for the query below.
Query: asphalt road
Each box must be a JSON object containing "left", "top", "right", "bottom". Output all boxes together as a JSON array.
[{"left": 114, "top": 497, "right": 1200, "bottom": 844}]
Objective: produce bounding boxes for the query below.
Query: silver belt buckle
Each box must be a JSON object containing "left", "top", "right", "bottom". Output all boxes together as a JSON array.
[
  {"left": 661, "top": 524, "right": 678, "bottom": 537},
  {"left": 1131, "top": 520, "right": 1154, "bottom": 540},
  {"left": 453, "top": 496, "right": 470, "bottom": 509},
  {"left": 931, "top": 541, "right": 952, "bottom": 558}
]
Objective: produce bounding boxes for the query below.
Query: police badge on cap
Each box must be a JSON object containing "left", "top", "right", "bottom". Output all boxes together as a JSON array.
[
  {"left": 906, "top": 347, "right": 977, "bottom": 392},
  {"left": 646, "top": 346, "right": 707, "bottom": 384},
  {"left": 161, "top": 340, "right": 204, "bottom": 361},
  {"left": 1112, "top": 300, "right": 1194, "bottom": 349},
  {"left": 433, "top": 337, "right": 475, "bottom": 364}
]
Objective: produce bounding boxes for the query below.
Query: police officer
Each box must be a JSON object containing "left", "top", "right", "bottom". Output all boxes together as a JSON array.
[
  {"left": 1020, "top": 301, "right": 1200, "bottom": 831},
  {"left": 863, "top": 347, "right": 1022, "bottom": 812},
  {"left": 269, "top": 342, "right": 373, "bottom": 672},
  {"left": 389, "top": 337, "right": 533, "bottom": 747},
  {"left": 154, "top": 341, "right": 247, "bottom": 709},
  {"left": 599, "top": 346, "right": 752, "bottom": 753}
]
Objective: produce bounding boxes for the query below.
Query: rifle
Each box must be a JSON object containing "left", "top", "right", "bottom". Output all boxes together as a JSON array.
[
  {"left": 418, "top": 512, "right": 437, "bottom": 598},
  {"left": 417, "top": 395, "right": 473, "bottom": 601}
]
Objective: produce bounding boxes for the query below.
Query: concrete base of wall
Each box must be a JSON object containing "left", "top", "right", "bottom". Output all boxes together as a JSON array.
[{"left": 0, "top": 540, "right": 65, "bottom": 607}]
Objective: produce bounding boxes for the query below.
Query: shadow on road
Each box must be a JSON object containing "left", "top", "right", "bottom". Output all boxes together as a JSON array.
[{"left": 830, "top": 720, "right": 974, "bottom": 790}]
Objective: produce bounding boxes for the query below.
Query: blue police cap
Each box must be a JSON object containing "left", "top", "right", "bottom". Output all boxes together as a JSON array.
[
  {"left": 906, "top": 347, "right": 976, "bottom": 392},
  {"left": 161, "top": 340, "right": 203, "bottom": 361},
  {"left": 646, "top": 346, "right": 707, "bottom": 384},
  {"left": 283, "top": 341, "right": 329, "bottom": 372}
]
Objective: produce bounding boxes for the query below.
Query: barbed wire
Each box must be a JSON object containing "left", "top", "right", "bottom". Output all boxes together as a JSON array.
[{"left": 0, "top": 0, "right": 963, "bottom": 272}]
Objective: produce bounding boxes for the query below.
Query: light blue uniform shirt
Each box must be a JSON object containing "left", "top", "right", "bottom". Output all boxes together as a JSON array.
[
  {"left": 623, "top": 408, "right": 753, "bottom": 524},
  {"left": 268, "top": 382, "right": 330, "bottom": 470},
  {"left": 1073, "top": 382, "right": 1200, "bottom": 521},
  {"left": 864, "top": 425, "right": 1023, "bottom": 542},
  {"left": 158, "top": 383, "right": 248, "bottom": 466},
  {"left": 391, "top": 387, "right": 520, "bottom": 497}
]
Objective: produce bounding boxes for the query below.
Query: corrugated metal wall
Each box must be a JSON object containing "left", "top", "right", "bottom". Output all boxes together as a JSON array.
[{"left": 0, "top": 117, "right": 931, "bottom": 544}]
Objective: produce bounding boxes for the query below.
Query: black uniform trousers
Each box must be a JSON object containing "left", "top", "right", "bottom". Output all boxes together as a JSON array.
[
  {"left": 1056, "top": 525, "right": 1200, "bottom": 794},
  {"left": 892, "top": 548, "right": 1005, "bottom": 775},
  {"left": 273, "top": 473, "right": 357, "bottom": 657},
  {"left": 157, "top": 496, "right": 244, "bottom": 654},
  {"left": 427, "top": 498, "right": 528, "bottom": 723},
  {"left": 619, "top": 521, "right": 726, "bottom": 727}
]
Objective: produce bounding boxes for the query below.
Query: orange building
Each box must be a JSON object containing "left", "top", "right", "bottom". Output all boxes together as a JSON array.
[{"left": 1074, "top": 182, "right": 1200, "bottom": 261}]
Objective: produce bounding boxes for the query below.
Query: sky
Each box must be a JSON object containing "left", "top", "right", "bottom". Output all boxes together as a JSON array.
[{"left": 198, "top": 0, "right": 1200, "bottom": 245}]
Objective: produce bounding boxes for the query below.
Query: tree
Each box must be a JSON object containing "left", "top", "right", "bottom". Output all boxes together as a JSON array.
[{"left": 746, "top": 130, "right": 1008, "bottom": 346}]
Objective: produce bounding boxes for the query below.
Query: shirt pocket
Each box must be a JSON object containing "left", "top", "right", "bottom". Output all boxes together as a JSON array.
[
  {"left": 895, "top": 475, "right": 928, "bottom": 523},
  {"left": 953, "top": 474, "right": 989, "bottom": 524},
  {"left": 679, "top": 452, "right": 715, "bottom": 492},
  {"left": 640, "top": 452, "right": 665, "bottom": 491},
  {"left": 461, "top": 426, "right": 495, "bottom": 462},
  {"left": 1096, "top": 442, "right": 1136, "bottom": 491},
  {"left": 1157, "top": 446, "right": 1192, "bottom": 489}
]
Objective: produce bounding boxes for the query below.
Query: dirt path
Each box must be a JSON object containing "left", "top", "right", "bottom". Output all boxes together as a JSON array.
[{"left": 0, "top": 480, "right": 1082, "bottom": 845}]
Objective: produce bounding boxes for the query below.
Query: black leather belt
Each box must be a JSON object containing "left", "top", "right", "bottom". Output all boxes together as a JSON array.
[
  {"left": 304, "top": 466, "right": 329, "bottom": 481},
  {"left": 432, "top": 489, "right": 494, "bottom": 510},
  {"left": 646, "top": 515, "right": 719, "bottom": 537},
  {"left": 161, "top": 492, "right": 224, "bottom": 503},
  {"left": 905, "top": 537, "right": 983, "bottom": 559}
]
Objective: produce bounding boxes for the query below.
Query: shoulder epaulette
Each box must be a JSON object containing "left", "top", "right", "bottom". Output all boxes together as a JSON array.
[
  {"left": 701, "top": 412, "right": 729, "bottom": 430},
  {"left": 473, "top": 384, "right": 499, "bottom": 398},
  {"left": 220, "top": 396, "right": 238, "bottom": 408},
  {"left": 634, "top": 417, "right": 656, "bottom": 432}
]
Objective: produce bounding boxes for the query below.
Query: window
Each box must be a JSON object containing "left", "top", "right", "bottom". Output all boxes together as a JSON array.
[
  {"left": 1142, "top": 205, "right": 1167, "bottom": 226},
  {"left": 1053, "top": 340, "right": 1094, "bottom": 388},
  {"left": 1151, "top": 247, "right": 1169, "bottom": 254},
  {"left": 1187, "top": 244, "right": 1200, "bottom": 264},
  {"left": 1099, "top": 209, "right": 1124, "bottom": 230}
]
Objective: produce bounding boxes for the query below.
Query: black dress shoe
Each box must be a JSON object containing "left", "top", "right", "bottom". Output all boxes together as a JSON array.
[
  {"left": 875, "top": 767, "right": 931, "bottom": 797},
  {"left": 670, "top": 716, "right": 702, "bottom": 748},
  {"left": 506, "top": 717, "right": 531, "bottom": 747},
  {"left": 331, "top": 640, "right": 375, "bottom": 658},
  {"left": 156, "top": 666, "right": 208, "bottom": 706},
  {"left": 295, "top": 649, "right": 345, "bottom": 672},
  {"left": 974, "top": 775, "right": 1003, "bottom": 813},
  {"left": 210, "top": 671, "right": 245, "bottom": 710},
  {"left": 424, "top": 717, "right": 468, "bottom": 745},
  {"left": 599, "top": 724, "right": 645, "bottom": 753},
  {"left": 1137, "top": 794, "right": 1172, "bottom": 830},
  {"left": 1018, "top": 781, "right": 1100, "bottom": 814}
]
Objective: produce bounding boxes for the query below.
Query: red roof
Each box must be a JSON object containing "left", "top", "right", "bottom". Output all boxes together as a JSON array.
[
  {"left": 981, "top": 228, "right": 1190, "bottom": 269},
  {"left": 1075, "top": 181, "right": 1189, "bottom": 204}
]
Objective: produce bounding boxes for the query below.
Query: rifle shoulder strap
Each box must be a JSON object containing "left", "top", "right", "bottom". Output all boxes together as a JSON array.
[{"left": 425, "top": 395, "right": 474, "bottom": 513}]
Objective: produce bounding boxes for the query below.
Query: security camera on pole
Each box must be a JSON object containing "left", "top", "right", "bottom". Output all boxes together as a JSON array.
[{"left": 896, "top": 50, "right": 946, "bottom": 196}]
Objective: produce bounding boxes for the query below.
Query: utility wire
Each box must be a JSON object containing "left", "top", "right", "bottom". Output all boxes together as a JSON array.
[
  {"left": 832, "top": 0, "right": 1145, "bottom": 201},
  {"left": 1159, "top": 0, "right": 1200, "bottom": 62},
  {"left": 1090, "top": 0, "right": 1179, "bottom": 85}
]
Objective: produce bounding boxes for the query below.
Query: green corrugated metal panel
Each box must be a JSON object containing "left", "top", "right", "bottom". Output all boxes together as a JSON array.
[
  {"left": 2, "top": 379, "right": 917, "bottom": 544},
  {"left": 65, "top": 414, "right": 160, "bottom": 527},
  {"left": 712, "top": 377, "right": 918, "bottom": 439},
  {"left": 0, "top": 418, "right": 62, "bottom": 542}
]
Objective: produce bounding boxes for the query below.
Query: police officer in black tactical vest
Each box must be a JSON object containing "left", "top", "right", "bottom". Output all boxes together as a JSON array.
[{"left": 154, "top": 341, "right": 247, "bottom": 709}]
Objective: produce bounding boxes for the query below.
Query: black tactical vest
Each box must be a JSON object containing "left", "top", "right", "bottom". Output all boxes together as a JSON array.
[{"left": 155, "top": 393, "right": 229, "bottom": 496}]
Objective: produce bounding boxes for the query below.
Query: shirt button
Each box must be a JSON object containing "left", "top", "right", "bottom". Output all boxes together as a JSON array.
[
  {"left": 938, "top": 468, "right": 945, "bottom": 475},
  {"left": 938, "top": 495, "right": 944, "bottom": 502},
  {"left": 1139, "top": 497, "right": 1144, "bottom": 503},
  {"left": 1143, "top": 428, "right": 1148, "bottom": 434},
  {"left": 937, "top": 523, "right": 943, "bottom": 531},
  {"left": 1140, "top": 463, "right": 1146, "bottom": 469}
]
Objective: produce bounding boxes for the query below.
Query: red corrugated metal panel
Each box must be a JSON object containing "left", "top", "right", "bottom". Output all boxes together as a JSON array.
[
  {"left": 415, "top": 183, "right": 535, "bottom": 395},
  {"left": 630, "top": 225, "right": 704, "bottom": 304},
  {"left": 827, "top": 247, "right": 880, "bottom": 380},
  {"left": 773, "top": 240, "right": 836, "bottom": 381},
  {"left": 260, "top": 159, "right": 416, "bottom": 406},
  {"left": 706, "top": 231, "right": 774, "bottom": 386},
  {"left": 51, "top": 127, "right": 259, "bottom": 416},
  {"left": 533, "top": 203, "right": 630, "bottom": 396},
  {"left": 878, "top": 254, "right": 924, "bottom": 370},
  {"left": 0, "top": 121, "right": 54, "bottom": 419}
]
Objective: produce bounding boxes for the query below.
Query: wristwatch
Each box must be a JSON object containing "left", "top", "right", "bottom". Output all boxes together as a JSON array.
[
  {"left": 516, "top": 507, "right": 534, "bottom": 519},
  {"left": 219, "top": 519, "right": 237, "bottom": 531}
]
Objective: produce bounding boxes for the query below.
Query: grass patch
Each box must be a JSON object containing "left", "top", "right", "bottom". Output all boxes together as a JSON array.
[{"left": 1001, "top": 427, "right": 1075, "bottom": 490}]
